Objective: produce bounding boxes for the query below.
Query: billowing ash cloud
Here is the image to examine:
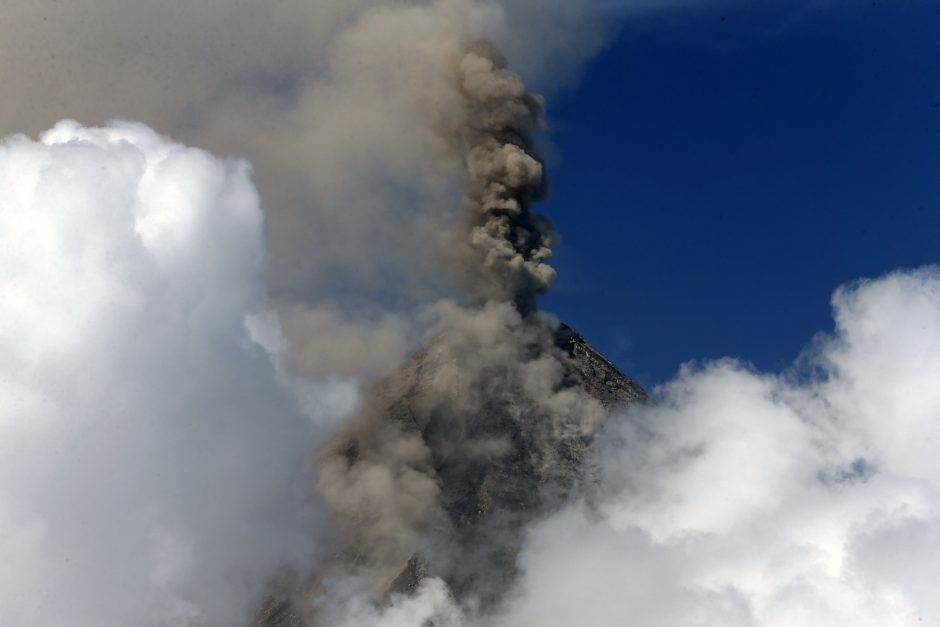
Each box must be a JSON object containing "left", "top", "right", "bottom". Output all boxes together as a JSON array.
[
  {"left": 314, "top": 301, "right": 621, "bottom": 601},
  {"left": 456, "top": 41, "right": 555, "bottom": 312},
  {"left": 0, "top": 121, "right": 336, "bottom": 627},
  {"left": 306, "top": 43, "right": 626, "bottom": 616},
  {"left": 0, "top": 3, "right": 610, "bottom": 620},
  {"left": 0, "top": 0, "right": 618, "bottom": 384}
]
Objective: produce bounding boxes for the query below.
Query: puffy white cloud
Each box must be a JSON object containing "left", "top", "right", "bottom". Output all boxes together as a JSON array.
[
  {"left": 498, "top": 268, "right": 940, "bottom": 627},
  {"left": 321, "top": 578, "right": 465, "bottom": 627},
  {"left": 0, "top": 121, "right": 333, "bottom": 627}
]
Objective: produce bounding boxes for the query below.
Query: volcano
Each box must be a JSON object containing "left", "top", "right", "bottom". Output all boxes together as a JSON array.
[
  {"left": 378, "top": 323, "right": 647, "bottom": 600},
  {"left": 260, "top": 42, "right": 647, "bottom": 627},
  {"left": 259, "top": 319, "right": 645, "bottom": 625}
]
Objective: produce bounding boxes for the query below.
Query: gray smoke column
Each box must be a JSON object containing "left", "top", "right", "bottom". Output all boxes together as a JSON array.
[
  {"left": 0, "top": 1, "right": 615, "bottom": 384},
  {"left": 308, "top": 40, "right": 646, "bottom": 623},
  {"left": 456, "top": 41, "right": 556, "bottom": 313}
]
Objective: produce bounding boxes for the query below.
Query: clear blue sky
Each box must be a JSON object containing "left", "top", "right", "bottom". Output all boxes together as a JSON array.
[{"left": 540, "top": 0, "right": 940, "bottom": 388}]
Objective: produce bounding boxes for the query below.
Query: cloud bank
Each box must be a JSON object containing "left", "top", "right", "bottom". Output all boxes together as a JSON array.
[
  {"left": 0, "top": 121, "right": 332, "bottom": 627},
  {"left": 494, "top": 267, "right": 940, "bottom": 627}
]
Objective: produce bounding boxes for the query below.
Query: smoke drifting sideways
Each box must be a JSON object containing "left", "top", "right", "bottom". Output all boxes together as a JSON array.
[
  {"left": 351, "top": 267, "right": 940, "bottom": 627},
  {"left": 0, "top": 0, "right": 619, "bottom": 382},
  {"left": 0, "top": 121, "right": 350, "bottom": 627}
]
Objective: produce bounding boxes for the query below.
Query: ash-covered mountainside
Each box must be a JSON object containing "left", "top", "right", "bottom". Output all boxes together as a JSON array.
[
  {"left": 553, "top": 324, "right": 647, "bottom": 408},
  {"left": 259, "top": 43, "right": 647, "bottom": 626},
  {"left": 258, "top": 321, "right": 645, "bottom": 626},
  {"left": 317, "top": 316, "right": 646, "bottom": 608},
  {"left": 387, "top": 322, "right": 647, "bottom": 601}
]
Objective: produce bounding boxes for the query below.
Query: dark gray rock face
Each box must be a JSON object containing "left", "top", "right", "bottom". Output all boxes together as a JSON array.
[
  {"left": 259, "top": 323, "right": 645, "bottom": 625},
  {"left": 388, "top": 323, "right": 646, "bottom": 602},
  {"left": 554, "top": 324, "right": 647, "bottom": 408},
  {"left": 257, "top": 598, "right": 304, "bottom": 627}
]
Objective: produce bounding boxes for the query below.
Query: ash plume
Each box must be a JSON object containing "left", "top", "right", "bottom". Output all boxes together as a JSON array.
[
  {"left": 307, "top": 42, "right": 647, "bottom": 622},
  {"left": 456, "top": 41, "right": 556, "bottom": 313},
  {"left": 0, "top": 1, "right": 614, "bottom": 381},
  {"left": 1, "top": 3, "right": 639, "bottom": 625}
]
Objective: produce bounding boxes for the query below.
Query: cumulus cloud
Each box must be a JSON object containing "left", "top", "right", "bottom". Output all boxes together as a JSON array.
[
  {"left": 0, "top": 121, "right": 336, "bottom": 627},
  {"left": 496, "top": 267, "right": 940, "bottom": 627},
  {"left": 321, "top": 577, "right": 465, "bottom": 627}
]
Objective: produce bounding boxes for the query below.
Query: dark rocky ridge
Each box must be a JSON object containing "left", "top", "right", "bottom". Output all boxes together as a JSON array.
[
  {"left": 553, "top": 324, "right": 647, "bottom": 408},
  {"left": 400, "top": 323, "right": 646, "bottom": 601},
  {"left": 259, "top": 323, "right": 646, "bottom": 625}
]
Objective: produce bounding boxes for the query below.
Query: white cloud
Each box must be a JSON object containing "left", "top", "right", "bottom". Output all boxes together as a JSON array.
[
  {"left": 498, "top": 267, "right": 940, "bottom": 627},
  {"left": 322, "top": 578, "right": 465, "bottom": 627},
  {"left": 0, "top": 121, "right": 335, "bottom": 627}
]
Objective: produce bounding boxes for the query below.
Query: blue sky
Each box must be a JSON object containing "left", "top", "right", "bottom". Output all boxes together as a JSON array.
[{"left": 540, "top": 0, "right": 940, "bottom": 387}]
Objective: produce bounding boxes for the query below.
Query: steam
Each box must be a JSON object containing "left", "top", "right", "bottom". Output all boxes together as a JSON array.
[
  {"left": 0, "top": 121, "right": 339, "bottom": 626},
  {"left": 496, "top": 268, "right": 940, "bottom": 626}
]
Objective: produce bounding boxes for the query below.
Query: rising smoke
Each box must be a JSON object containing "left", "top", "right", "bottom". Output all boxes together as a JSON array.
[
  {"left": 311, "top": 44, "right": 617, "bottom": 613},
  {"left": 0, "top": 0, "right": 614, "bottom": 383},
  {"left": 456, "top": 41, "right": 555, "bottom": 312},
  {"left": 1, "top": 2, "right": 617, "bottom": 625}
]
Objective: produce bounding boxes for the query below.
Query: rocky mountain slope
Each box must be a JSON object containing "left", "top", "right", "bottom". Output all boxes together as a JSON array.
[
  {"left": 383, "top": 323, "right": 647, "bottom": 601},
  {"left": 258, "top": 322, "right": 645, "bottom": 625}
]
